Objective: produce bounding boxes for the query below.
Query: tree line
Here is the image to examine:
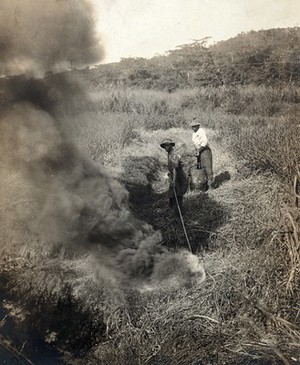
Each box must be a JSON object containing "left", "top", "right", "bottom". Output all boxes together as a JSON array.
[{"left": 81, "top": 28, "right": 300, "bottom": 90}]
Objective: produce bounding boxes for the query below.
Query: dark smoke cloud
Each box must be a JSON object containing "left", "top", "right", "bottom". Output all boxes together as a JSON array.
[
  {"left": 0, "top": 0, "right": 104, "bottom": 76},
  {"left": 0, "top": 101, "right": 205, "bottom": 288},
  {"left": 0, "top": 0, "right": 205, "bottom": 290},
  {"left": 0, "top": 102, "right": 133, "bottom": 249}
]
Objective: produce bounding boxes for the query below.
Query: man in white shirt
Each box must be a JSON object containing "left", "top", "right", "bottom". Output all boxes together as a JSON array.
[
  {"left": 192, "top": 123, "right": 208, "bottom": 155},
  {"left": 191, "top": 122, "right": 213, "bottom": 189}
]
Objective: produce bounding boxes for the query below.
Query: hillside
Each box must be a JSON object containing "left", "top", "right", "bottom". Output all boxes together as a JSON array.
[{"left": 71, "top": 27, "right": 300, "bottom": 90}]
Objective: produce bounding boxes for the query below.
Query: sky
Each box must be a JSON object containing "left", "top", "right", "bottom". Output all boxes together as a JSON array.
[{"left": 93, "top": 0, "right": 300, "bottom": 64}]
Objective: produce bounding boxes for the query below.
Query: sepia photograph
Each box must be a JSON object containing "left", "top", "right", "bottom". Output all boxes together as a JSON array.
[{"left": 0, "top": 1, "right": 299, "bottom": 364}]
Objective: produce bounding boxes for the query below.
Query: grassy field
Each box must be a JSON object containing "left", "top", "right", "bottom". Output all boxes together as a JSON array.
[
  {"left": 57, "top": 84, "right": 300, "bottom": 186},
  {"left": 0, "top": 82, "right": 299, "bottom": 364}
]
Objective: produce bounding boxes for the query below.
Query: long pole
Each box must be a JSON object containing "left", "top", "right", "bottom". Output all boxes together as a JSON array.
[{"left": 173, "top": 186, "right": 193, "bottom": 253}]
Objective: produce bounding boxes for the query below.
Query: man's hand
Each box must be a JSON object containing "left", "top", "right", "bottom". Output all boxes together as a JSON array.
[{"left": 198, "top": 146, "right": 206, "bottom": 154}]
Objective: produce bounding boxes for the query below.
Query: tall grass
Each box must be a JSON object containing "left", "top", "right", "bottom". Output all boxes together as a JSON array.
[
  {"left": 53, "top": 83, "right": 300, "bottom": 185},
  {"left": 87, "top": 84, "right": 300, "bottom": 116},
  {"left": 69, "top": 85, "right": 300, "bottom": 182},
  {"left": 223, "top": 122, "right": 299, "bottom": 183},
  {"left": 62, "top": 111, "right": 140, "bottom": 166}
]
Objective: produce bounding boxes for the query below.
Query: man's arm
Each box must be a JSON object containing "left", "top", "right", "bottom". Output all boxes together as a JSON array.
[
  {"left": 170, "top": 154, "right": 179, "bottom": 187},
  {"left": 172, "top": 167, "right": 177, "bottom": 187}
]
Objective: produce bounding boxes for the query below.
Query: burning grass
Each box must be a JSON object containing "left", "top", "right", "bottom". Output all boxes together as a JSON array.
[{"left": 0, "top": 81, "right": 299, "bottom": 364}]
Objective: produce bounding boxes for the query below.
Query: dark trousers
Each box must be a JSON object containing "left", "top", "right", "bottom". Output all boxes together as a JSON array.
[
  {"left": 197, "top": 146, "right": 213, "bottom": 184},
  {"left": 169, "top": 195, "right": 183, "bottom": 213}
]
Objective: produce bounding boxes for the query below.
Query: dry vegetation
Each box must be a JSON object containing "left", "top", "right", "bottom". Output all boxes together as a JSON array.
[{"left": 1, "top": 83, "right": 300, "bottom": 364}]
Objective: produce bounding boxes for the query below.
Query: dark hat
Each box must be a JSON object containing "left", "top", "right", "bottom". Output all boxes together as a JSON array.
[
  {"left": 160, "top": 138, "right": 175, "bottom": 149},
  {"left": 191, "top": 116, "right": 200, "bottom": 129}
]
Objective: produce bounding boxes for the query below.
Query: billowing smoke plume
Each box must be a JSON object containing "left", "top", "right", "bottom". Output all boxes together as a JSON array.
[
  {"left": 0, "top": 103, "right": 130, "bottom": 249},
  {"left": 0, "top": 101, "right": 205, "bottom": 288},
  {"left": 0, "top": 0, "right": 104, "bottom": 76},
  {"left": 0, "top": 0, "right": 205, "bottom": 291}
]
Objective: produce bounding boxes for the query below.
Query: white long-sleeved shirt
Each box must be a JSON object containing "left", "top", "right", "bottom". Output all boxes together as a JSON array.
[{"left": 192, "top": 128, "right": 208, "bottom": 150}]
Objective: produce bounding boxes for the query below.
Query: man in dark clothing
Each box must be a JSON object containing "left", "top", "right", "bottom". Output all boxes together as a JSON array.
[{"left": 160, "top": 139, "right": 188, "bottom": 212}]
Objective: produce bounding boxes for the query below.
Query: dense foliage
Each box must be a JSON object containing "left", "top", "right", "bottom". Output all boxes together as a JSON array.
[{"left": 72, "top": 28, "right": 300, "bottom": 90}]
